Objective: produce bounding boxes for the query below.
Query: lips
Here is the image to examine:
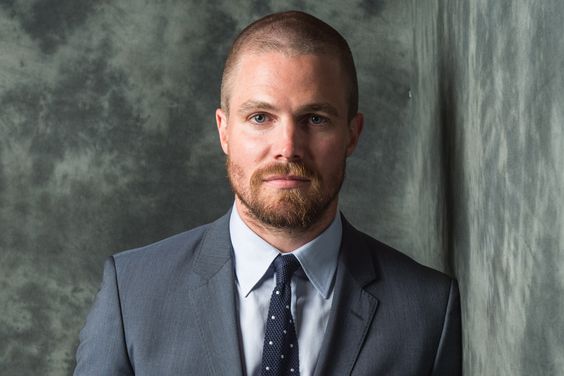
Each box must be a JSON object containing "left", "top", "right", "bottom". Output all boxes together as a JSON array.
[
  {"left": 262, "top": 174, "right": 310, "bottom": 189},
  {"left": 263, "top": 174, "right": 310, "bottom": 182}
]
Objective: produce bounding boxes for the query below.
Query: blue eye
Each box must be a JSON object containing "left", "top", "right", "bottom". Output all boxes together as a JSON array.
[
  {"left": 252, "top": 114, "right": 267, "bottom": 123},
  {"left": 309, "top": 114, "right": 326, "bottom": 125}
]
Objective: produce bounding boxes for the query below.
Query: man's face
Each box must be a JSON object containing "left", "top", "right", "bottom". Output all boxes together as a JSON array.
[{"left": 216, "top": 51, "right": 363, "bottom": 230}]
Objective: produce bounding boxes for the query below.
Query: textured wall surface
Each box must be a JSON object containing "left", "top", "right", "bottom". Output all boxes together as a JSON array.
[
  {"left": 0, "top": 1, "right": 437, "bottom": 374},
  {"left": 441, "top": 1, "right": 564, "bottom": 375},
  {"left": 0, "top": 0, "right": 562, "bottom": 375}
]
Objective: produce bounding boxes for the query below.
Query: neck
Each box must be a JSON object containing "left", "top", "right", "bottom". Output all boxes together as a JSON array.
[{"left": 235, "top": 199, "right": 338, "bottom": 253}]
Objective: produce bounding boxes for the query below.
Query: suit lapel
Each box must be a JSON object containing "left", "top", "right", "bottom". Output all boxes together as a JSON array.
[
  {"left": 188, "top": 213, "right": 244, "bottom": 376},
  {"left": 314, "top": 217, "right": 380, "bottom": 376}
]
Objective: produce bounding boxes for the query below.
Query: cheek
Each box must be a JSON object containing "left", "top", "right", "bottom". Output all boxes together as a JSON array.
[
  {"left": 311, "top": 140, "right": 348, "bottom": 179},
  {"left": 227, "top": 139, "right": 264, "bottom": 179},
  {"left": 313, "top": 138, "right": 348, "bottom": 161},
  {"left": 229, "top": 133, "right": 270, "bottom": 163}
]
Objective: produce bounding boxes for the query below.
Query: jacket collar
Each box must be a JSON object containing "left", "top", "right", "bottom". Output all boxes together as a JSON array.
[{"left": 313, "top": 215, "right": 381, "bottom": 376}]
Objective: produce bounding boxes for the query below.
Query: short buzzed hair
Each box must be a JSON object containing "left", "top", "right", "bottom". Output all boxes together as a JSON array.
[{"left": 220, "top": 11, "right": 359, "bottom": 120}]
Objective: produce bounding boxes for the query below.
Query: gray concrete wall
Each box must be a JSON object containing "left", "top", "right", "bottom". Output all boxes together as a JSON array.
[
  {"left": 440, "top": 1, "right": 564, "bottom": 374},
  {"left": 0, "top": 0, "right": 562, "bottom": 375}
]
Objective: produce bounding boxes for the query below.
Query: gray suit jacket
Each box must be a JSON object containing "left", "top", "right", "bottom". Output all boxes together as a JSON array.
[{"left": 74, "top": 213, "right": 461, "bottom": 375}]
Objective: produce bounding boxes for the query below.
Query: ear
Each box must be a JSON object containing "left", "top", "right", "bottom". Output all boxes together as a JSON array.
[
  {"left": 345, "top": 112, "right": 364, "bottom": 157},
  {"left": 216, "top": 108, "right": 229, "bottom": 155}
]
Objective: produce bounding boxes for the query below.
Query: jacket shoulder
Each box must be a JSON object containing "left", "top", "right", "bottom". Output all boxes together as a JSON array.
[
  {"left": 111, "top": 213, "right": 230, "bottom": 277},
  {"left": 343, "top": 220, "right": 454, "bottom": 290},
  {"left": 114, "top": 223, "right": 207, "bottom": 262}
]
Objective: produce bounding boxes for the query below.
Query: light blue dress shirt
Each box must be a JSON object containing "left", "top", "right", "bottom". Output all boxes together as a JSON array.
[{"left": 229, "top": 206, "right": 342, "bottom": 376}]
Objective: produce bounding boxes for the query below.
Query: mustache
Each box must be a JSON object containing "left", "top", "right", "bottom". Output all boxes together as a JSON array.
[{"left": 254, "top": 161, "right": 317, "bottom": 180}]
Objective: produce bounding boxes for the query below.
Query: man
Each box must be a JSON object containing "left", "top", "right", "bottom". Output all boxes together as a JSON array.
[{"left": 75, "top": 11, "right": 461, "bottom": 376}]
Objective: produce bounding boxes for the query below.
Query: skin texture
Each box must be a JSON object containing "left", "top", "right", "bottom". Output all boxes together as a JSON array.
[{"left": 216, "top": 51, "right": 363, "bottom": 252}]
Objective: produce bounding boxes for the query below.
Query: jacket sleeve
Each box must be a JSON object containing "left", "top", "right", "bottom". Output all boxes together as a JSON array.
[
  {"left": 74, "top": 257, "right": 134, "bottom": 375},
  {"left": 431, "top": 279, "right": 463, "bottom": 375}
]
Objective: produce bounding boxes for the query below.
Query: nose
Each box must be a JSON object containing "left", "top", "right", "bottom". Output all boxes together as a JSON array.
[{"left": 275, "top": 118, "right": 304, "bottom": 161}]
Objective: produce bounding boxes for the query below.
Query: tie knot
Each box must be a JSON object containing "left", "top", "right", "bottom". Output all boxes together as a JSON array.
[{"left": 273, "top": 254, "right": 300, "bottom": 285}]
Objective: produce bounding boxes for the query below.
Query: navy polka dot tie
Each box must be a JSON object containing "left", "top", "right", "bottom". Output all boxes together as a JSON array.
[{"left": 261, "top": 254, "right": 301, "bottom": 375}]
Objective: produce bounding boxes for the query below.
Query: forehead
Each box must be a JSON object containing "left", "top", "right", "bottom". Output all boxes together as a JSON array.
[{"left": 227, "top": 51, "right": 349, "bottom": 111}]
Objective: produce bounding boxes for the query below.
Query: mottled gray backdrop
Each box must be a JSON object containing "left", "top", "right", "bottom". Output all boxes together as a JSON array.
[{"left": 0, "top": 0, "right": 562, "bottom": 375}]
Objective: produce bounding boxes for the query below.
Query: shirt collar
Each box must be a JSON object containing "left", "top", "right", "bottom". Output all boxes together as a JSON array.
[{"left": 230, "top": 204, "right": 342, "bottom": 299}]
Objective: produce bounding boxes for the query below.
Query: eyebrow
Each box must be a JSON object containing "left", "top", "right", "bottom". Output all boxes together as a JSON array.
[
  {"left": 297, "top": 103, "right": 340, "bottom": 118},
  {"left": 237, "top": 100, "right": 340, "bottom": 118},
  {"left": 237, "top": 100, "right": 276, "bottom": 116}
]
